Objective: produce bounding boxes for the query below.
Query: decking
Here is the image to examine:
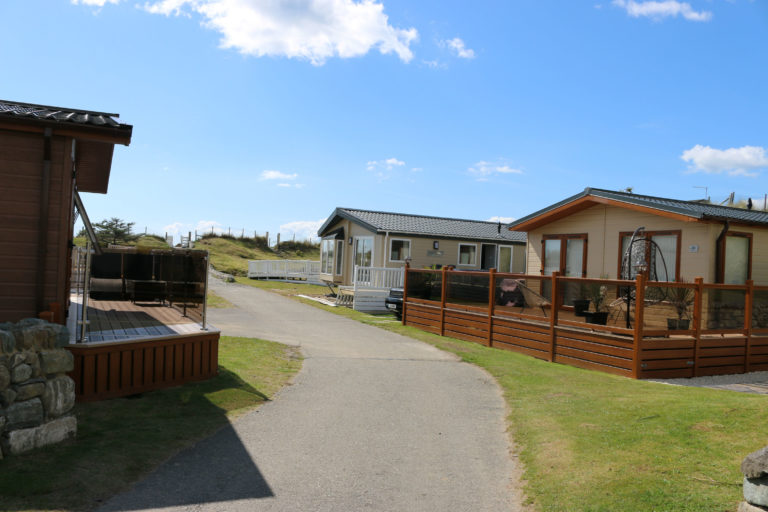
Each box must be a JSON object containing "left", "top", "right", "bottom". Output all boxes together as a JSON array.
[{"left": 403, "top": 267, "right": 768, "bottom": 379}]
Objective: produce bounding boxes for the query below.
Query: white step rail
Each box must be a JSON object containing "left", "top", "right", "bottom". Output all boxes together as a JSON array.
[
  {"left": 248, "top": 260, "right": 322, "bottom": 283},
  {"left": 351, "top": 265, "right": 404, "bottom": 312}
]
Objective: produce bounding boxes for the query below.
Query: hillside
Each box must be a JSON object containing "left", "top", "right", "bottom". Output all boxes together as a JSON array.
[
  {"left": 72, "top": 234, "right": 170, "bottom": 249},
  {"left": 193, "top": 235, "right": 320, "bottom": 276}
]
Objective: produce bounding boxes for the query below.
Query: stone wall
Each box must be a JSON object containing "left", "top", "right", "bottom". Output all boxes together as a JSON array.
[{"left": 0, "top": 318, "right": 76, "bottom": 458}]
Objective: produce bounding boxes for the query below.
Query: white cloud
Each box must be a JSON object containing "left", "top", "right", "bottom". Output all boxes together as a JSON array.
[
  {"left": 71, "top": 0, "right": 121, "bottom": 5},
  {"left": 421, "top": 59, "right": 446, "bottom": 70},
  {"left": 468, "top": 161, "right": 524, "bottom": 181},
  {"left": 612, "top": 0, "right": 712, "bottom": 22},
  {"left": 164, "top": 220, "right": 225, "bottom": 237},
  {"left": 681, "top": 144, "right": 768, "bottom": 176},
  {"left": 486, "top": 216, "right": 515, "bottom": 224},
  {"left": 443, "top": 37, "right": 475, "bottom": 59},
  {"left": 260, "top": 170, "right": 298, "bottom": 181},
  {"left": 366, "top": 157, "right": 406, "bottom": 181},
  {"left": 196, "top": 220, "right": 225, "bottom": 235},
  {"left": 279, "top": 219, "right": 325, "bottom": 240},
  {"left": 411, "top": 167, "right": 423, "bottom": 172},
  {"left": 140, "top": 0, "right": 418, "bottom": 65},
  {"left": 277, "top": 183, "right": 305, "bottom": 188}
]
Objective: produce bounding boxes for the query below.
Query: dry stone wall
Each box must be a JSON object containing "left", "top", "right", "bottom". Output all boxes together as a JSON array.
[{"left": 0, "top": 318, "right": 76, "bottom": 458}]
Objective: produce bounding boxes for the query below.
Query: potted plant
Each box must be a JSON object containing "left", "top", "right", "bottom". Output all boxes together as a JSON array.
[
  {"left": 583, "top": 281, "right": 609, "bottom": 325},
  {"left": 572, "top": 281, "right": 590, "bottom": 317},
  {"left": 667, "top": 280, "right": 694, "bottom": 330}
]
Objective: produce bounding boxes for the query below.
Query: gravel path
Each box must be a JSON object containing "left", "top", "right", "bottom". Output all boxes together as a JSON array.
[
  {"left": 652, "top": 371, "right": 768, "bottom": 394},
  {"left": 97, "top": 278, "right": 522, "bottom": 511}
]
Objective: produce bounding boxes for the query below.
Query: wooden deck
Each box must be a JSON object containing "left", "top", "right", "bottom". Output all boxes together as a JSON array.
[{"left": 68, "top": 295, "right": 210, "bottom": 343}]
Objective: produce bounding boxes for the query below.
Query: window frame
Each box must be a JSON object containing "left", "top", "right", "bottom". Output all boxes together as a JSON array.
[
  {"left": 321, "top": 238, "right": 335, "bottom": 274},
  {"left": 353, "top": 236, "right": 374, "bottom": 268},
  {"left": 718, "top": 231, "right": 752, "bottom": 284},
  {"left": 335, "top": 239, "right": 344, "bottom": 275},
  {"left": 388, "top": 238, "right": 411, "bottom": 263},
  {"left": 540, "top": 233, "right": 588, "bottom": 277},
  {"left": 457, "top": 243, "right": 478, "bottom": 267},
  {"left": 617, "top": 230, "right": 681, "bottom": 282}
]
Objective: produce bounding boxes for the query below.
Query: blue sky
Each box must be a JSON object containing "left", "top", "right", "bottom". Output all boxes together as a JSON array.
[{"left": 2, "top": 0, "right": 766, "bottom": 243}]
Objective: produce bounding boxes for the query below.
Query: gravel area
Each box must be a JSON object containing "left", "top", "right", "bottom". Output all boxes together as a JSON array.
[{"left": 650, "top": 371, "right": 768, "bottom": 394}]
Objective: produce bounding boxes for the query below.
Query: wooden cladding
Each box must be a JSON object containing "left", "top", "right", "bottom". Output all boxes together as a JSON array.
[
  {"left": 67, "top": 332, "right": 219, "bottom": 402},
  {"left": 404, "top": 269, "right": 768, "bottom": 380}
]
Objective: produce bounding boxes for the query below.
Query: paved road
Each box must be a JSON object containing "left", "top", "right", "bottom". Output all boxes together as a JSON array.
[{"left": 98, "top": 279, "right": 520, "bottom": 512}]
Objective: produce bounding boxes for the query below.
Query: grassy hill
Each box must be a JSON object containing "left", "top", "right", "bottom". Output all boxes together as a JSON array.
[
  {"left": 194, "top": 235, "right": 320, "bottom": 276},
  {"left": 73, "top": 234, "right": 170, "bottom": 249}
]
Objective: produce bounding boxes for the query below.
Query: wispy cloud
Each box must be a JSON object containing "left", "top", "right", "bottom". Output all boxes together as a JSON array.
[
  {"left": 468, "top": 161, "right": 523, "bottom": 181},
  {"left": 612, "top": 0, "right": 712, "bottom": 22},
  {"left": 366, "top": 157, "right": 406, "bottom": 180},
  {"left": 279, "top": 219, "right": 325, "bottom": 240},
  {"left": 442, "top": 37, "right": 475, "bottom": 59},
  {"left": 164, "top": 220, "right": 225, "bottom": 236},
  {"left": 131, "top": 0, "right": 418, "bottom": 65},
  {"left": 277, "top": 183, "right": 305, "bottom": 189},
  {"left": 486, "top": 216, "right": 515, "bottom": 224},
  {"left": 681, "top": 144, "right": 768, "bottom": 177},
  {"left": 71, "top": 0, "right": 120, "bottom": 5},
  {"left": 260, "top": 170, "right": 298, "bottom": 181}
]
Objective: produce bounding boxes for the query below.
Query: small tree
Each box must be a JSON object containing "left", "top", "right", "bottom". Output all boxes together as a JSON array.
[{"left": 93, "top": 217, "right": 138, "bottom": 246}]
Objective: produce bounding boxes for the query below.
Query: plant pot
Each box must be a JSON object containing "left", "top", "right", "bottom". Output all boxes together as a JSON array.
[
  {"left": 677, "top": 319, "right": 690, "bottom": 330},
  {"left": 667, "top": 318, "right": 679, "bottom": 330},
  {"left": 585, "top": 311, "right": 608, "bottom": 325},
  {"left": 573, "top": 299, "right": 591, "bottom": 317}
]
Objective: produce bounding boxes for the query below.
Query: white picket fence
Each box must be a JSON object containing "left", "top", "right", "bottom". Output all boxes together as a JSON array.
[
  {"left": 339, "top": 266, "right": 404, "bottom": 312},
  {"left": 247, "top": 260, "right": 322, "bottom": 284}
]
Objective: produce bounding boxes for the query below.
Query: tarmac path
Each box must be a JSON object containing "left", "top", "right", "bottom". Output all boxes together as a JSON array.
[{"left": 98, "top": 278, "right": 521, "bottom": 512}]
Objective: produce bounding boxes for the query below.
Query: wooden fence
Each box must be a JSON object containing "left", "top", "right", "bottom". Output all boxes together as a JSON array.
[
  {"left": 67, "top": 331, "right": 220, "bottom": 401},
  {"left": 403, "top": 267, "right": 768, "bottom": 379}
]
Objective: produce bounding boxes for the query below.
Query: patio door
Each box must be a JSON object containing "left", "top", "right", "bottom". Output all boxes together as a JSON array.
[
  {"left": 354, "top": 237, "right": 373, "bottom": 267},
  {"left": 542, "top": 235, "right": 587, "bottom": 303}
]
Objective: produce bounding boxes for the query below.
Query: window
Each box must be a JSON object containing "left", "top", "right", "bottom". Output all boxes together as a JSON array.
[
  {"left": 335, "top": 240, "right": 344, "bottom": 275},
  {"left": 458, "top": 244, "right": 477, "bottom": 266},
  {"left": 541, "top": 234, "right": 587, "bottom": 277},
  {"left": 354, "top": 237, "right": 373, "bottom": 267},
  {"left": 389, "top": 239, "right": 411, "bottom": 262},
  {"left": 619, "top": 230, "right": 680, "bottom": 281},
  {"left": 721, "top": 232, "right": 752, "bottom": 284},
  {"left": 321, "top": 239, "right": 335, "bottom": 274}
]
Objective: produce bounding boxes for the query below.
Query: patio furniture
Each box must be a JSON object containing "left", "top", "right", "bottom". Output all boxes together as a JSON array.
[{"left": 511, "top": 279, "right": 551, "bottom": 317}]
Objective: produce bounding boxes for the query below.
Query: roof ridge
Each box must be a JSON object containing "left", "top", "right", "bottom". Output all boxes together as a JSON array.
[
  {"left": 339, "top": 207, "right": 513, "bottom": 226},
  {"left": 588, "top": 188, "right": 768, "bottom": 214}
]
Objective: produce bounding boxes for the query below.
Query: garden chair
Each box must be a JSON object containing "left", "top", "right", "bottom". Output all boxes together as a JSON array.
[{"left": 511, "top": 279, "right": 551, "bottom": 317}]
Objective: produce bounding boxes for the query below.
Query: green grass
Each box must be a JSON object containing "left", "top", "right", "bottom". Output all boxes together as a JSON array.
[
  {"left": 206, "top": 289, "right": 234, "bottom": 308},
  {"left": 195, "top": 236, "right": 320, "bottom": 277},
  {"left": 72, "top": 235, "right": 170, "bottom": 249},
  {"left": 278, "top": 298, "right": 761, "bottom": 512},
  {"left": 0, "top": 336, "right": 301, "bottom": 512}
]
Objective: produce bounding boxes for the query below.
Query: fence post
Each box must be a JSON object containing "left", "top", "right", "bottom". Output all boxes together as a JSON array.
[
  {"left": 632, "top": 273, "right": 646, "bottom": 379},
  {"left": 440, "top": 266, "right": 448, "bottom": 336},
  {"left": 745, "top": 279, "right": 754, "bottom": 373},
  {"left": 549, "top": 272, "right": 559, "bottom": 362},
  {"left": 693, "top": 277, "right": 704, "bottom": 377},
  {"left": 488, "top": 268, "right": 496, "bottom": 347},
  {"left": 353, "top": 265, "right": 359, "bottom": 311},
  {"left": 402, "top": 263, "right": 409, "bottom": 325}
]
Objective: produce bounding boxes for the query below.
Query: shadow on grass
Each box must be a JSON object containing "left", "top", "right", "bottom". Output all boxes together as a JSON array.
[{"left": 0, "top": 361, "right": 279, "bottom": 512}]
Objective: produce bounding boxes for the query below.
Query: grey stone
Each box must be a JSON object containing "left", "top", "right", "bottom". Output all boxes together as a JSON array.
[
  {"left": 740, "top": 501, "right": 768, "bottom": 512},
  {"left": 39, "top": 350, "right": 74, "bottom": 375},
  {"left": 745, "top": 476, "right": 768, "bottom": 506},
  {"left": 18, "top": 318, "right": 45, "bottom": 327},
  {"left": 11, "top": 364, "right": 31, "bottom": 383},
  {"left": 14, "top": 381, "right": 45, "bottom": 401},
  {"left": 0, "top": 365, "right": 9, "bottom": 390},
  {"left": 24, "top": 351, "right": 36, "bottom": 365},
  {"left": 0, "top": 330, "right": 14, "bottom": 354},
  {"left": 0, "top": 388, "right": 17, "bottom": 407},
  {"left": 42, "top": 376, "right": 75, "bottom": 418},
  {"left": 5, "top": 399, "right": 43, "bottom": 430},
  {"left": 22, "top": 326, "right": 48, "bottom": 351},
  {"left": 743, "top": 447, "right": 768, "bottom": 479},
  {"left": 2, "top": 415, "right": 76, "bottom": 456},
  {"left": 10, "top": 353, "right": 26, "bottom": 368},
  {"left": 47, "top": 324, "right": 70, "bottom": 348},
  {"left": 0, "top": 414, "right": 6, "bottom": 431}
]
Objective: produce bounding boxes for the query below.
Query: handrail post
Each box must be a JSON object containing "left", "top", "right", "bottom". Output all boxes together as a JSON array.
[
  {"left": 746, "top": 279, "right": 754, "bottom": 373},
  {"left": 632, "top": 273, "right": 646, "bottom": 379},
  {"left": 693, "top": 277, "right": 703, "bottom": 376},
  {"left": 549, "top": 272, "right": 559, "bottom": 362},
  {"left": 402, "top": 262, "right": 409, "bottom": 325},
  {"left": 488, "top": 268, "right": 496, "bottom": 347},
  {"left": 440, "top": 267, "right": 448, "bottom": 336}
]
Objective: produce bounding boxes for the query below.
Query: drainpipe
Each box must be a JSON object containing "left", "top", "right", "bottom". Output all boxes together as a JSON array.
[
  {"left": 714, "top": 220, "right": 729, "bottom": 283},
  {"left": 35, "top": 128, "right": 53, "bottom": 314}
]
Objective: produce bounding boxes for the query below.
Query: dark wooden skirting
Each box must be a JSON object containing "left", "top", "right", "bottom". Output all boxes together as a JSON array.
[{"left": 67, "top": 331, "right": 220, "bottom": 402}]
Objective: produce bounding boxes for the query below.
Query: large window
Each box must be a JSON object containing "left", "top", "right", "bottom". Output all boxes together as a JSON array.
[
  {"left": 619, "top": 230, "right": 680, "bottom": 281},
  {"left": 721, "top": 232, "right": 752, "bottom": 284},
  {"left": 458, "top": 243, "right": 477, "bottom": 266},
  {"left": 354, "top": 237, "right": 373, "bottom": 267},
  {"left": 321, "top": 239, "right": 335, "bottom": 274},
  {"left": 389, "top": 239, "right": 411, "bottom": 262},
  {"left": 541, "top": 234, "right": 587, "bottom": 277}
]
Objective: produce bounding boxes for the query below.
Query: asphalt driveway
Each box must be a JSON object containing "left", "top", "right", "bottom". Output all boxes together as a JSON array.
[{"left": 98, "top": 278, "right": 521, "bottom": 511}]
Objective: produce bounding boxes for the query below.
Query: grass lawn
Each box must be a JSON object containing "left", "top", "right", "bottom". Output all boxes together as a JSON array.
[
  {"left": 196, "top": 236, "right": 319, "bottom": 277},
  {"left": 284, "top": 298, "right": 762, "bottom": 512},
  {"left": 0, "top": 336, "right": 301, "bottom": 512}
]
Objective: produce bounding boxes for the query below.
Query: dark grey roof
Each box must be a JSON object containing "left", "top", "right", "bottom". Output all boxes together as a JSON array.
[
  {"left": 319, "top": 207, "right": 527, "bottom": 243},
  {"left": 0, "top": 99, "right": 131, "bottom": 130},
  {"left": 509, "top": 187, "right": 768, "bottom": 228}
]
